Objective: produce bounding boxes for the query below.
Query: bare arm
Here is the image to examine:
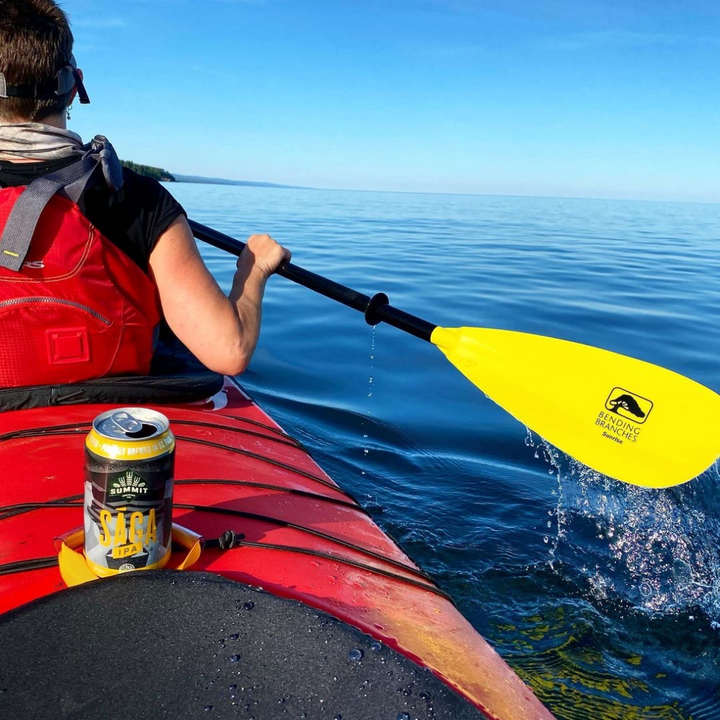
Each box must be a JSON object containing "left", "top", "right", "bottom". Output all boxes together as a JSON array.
[{"left": 148, "top": 215, "right": 290, "bottom": 375}]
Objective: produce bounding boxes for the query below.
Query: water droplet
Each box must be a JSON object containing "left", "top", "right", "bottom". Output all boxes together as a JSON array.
[
  {"left": 348, "top": 648, "right": 364, "bottom": 662},
  {"left": 244, "top": 601, "right": 255, "bottom": 610},
  {"left": 229, "top": 684, "right": 237, "bottom": 691},
  {"left": 369, "top": 642, "right": 382, "bottom": 651},
  {"left": 420, "top": 691, "right": 430, "bottom": 700},
  {"left": 543, "top": 536, "right": 549, "bottom": 544},
  {"left": 229, "top": 654, "right": 241, "bottom": 663},
  {"left": 673, "top": 558, "right": 692, "bottom": 584},
  {"left": 334, "top": 715, "right": 343, "bottom": 720},
  {"left": 397, "top": 713, "right": 410, "bottom": 720},
  {"left": 230, "top": 633, "right": 240, "bottom": 641},
  {"left": 204, "top": 706, "right": 213, "bottom": 712}
]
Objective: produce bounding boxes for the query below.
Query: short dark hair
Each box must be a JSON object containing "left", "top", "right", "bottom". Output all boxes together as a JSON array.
[{"left": 0, "top": 0, "right": 74, "bottom": 122}]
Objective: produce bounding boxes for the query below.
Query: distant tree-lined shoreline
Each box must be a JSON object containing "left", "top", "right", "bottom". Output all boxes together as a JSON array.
[
  {"left": 119, "top": 162, "right": 306, "bottom": 190},
  {"left": 120, "top": 160, "right": 175, "bottom": 182}
]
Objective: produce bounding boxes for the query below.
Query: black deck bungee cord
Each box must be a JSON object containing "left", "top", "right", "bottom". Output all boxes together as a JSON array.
[
  {"left": 0, "top": 415, "right": 303, "bottom": 450},
  {"left": 175, "top": 479, "right": 364, "bottom": 512},
  {"left": 0, "top": 556, "right": 59, "bottom": 575},
  {"left": 169, "top": 418, "right": 305, "bottom": 450},
  {"left": 0, "top": 425, "right": 357, "bottom": 501},
  {"left": 0, "top": 476, "right": 366, "bottom": 520},
  {"left": 0, "top": 498, "right": 436, "bottom": 587},
  {"left": 0, "top": 411, "right": 452, "bottom": 603},
  {"left": 0, "top": 549, "right": 453, "bottom": 604},
  {"left": 217, "top": 539, "right": 455, "bottom": 604},
  {"left": 171, "top": 502, "right": 437, "bottom": 585}
]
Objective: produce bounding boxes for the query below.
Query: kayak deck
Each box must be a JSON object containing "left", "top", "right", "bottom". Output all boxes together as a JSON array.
[
  {"left": 0, "top": 377, "right": 552, "bottom": 719},
  {"left": 0, "top": 571, "right": 489, "bottom": 719}
]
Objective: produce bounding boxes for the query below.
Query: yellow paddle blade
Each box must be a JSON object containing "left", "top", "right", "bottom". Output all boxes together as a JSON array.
[{"left": 431, "top": 327, "right": 720, "bottom": 489}]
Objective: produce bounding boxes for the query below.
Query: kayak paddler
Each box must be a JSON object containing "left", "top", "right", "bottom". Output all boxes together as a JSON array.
[{"left": 0, "top": 0, "right": 290, "bottom": 388}]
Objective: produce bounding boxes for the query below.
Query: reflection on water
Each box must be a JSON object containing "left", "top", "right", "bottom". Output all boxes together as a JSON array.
[
  {"left": 496, "top": 604, "right": 708, "bottom": 720},
  {"left": 506, "top": 441, "right": 720, "bottom": 718}
]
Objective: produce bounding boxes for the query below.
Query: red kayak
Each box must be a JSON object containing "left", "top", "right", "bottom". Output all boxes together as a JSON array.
[{"left": 0, "top": 375, "right": 552, "bottom": 719}]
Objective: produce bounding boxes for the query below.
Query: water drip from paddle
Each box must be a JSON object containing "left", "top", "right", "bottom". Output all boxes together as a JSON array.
[{"left": 360, "top": 326, "right": 377, "bottom": 477}]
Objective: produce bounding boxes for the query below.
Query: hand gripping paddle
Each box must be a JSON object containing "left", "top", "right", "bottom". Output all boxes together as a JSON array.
[{"left": 190, "top": 220, "right": 720, "bottom": 489}]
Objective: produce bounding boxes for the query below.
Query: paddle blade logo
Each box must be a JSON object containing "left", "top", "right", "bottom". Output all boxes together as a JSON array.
[{"left": 605, "top": 387, "right": 653, "bottom": 424}]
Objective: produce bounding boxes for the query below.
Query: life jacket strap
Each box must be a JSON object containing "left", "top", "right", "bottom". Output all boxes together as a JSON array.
[{"left": 0, "top": 136, "right": 122, "bottom": 272}]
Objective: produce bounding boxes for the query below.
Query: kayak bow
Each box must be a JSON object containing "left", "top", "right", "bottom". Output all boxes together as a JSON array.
[{"left": 0, "top": 376, "right": 553, "bottom": 719}]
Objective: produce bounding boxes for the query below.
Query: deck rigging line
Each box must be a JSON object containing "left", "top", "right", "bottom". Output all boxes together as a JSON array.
[
  {"left": 0, "top": 497, "right": 436, "bottom": 587},
  {"left": 0, "top": 424, "right": 357, "bottom": 501}
]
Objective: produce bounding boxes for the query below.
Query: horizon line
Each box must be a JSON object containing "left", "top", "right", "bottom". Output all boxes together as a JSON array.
[{"left": 168, "top": 174, "right": 720, "bottom": 208}]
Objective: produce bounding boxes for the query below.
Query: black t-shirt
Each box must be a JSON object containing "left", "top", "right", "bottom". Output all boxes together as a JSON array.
[{"left": 0, "top": 155, "right": 185, "bottom": 271}]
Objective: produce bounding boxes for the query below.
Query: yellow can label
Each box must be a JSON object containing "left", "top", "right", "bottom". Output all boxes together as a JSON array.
[
  {"left": 86, "top": 428, "right": 175, "bottom": 461},
  {"left": 83, "top": 408, "right": 175, "bottom": 576}
]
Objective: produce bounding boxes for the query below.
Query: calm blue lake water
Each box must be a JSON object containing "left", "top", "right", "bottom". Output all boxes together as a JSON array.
[{"left": 170, "top": 183, "right": 720, "bottom": 718}]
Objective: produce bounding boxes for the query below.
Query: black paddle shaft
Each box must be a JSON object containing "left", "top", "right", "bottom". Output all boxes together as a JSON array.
[{"left": 189, "top": 220, "right": 437, "bottom": 342}]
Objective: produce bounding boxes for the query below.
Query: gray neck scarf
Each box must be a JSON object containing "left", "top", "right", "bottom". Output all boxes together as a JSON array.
[{"left": 0, "top": 122, "right": 85, "bottom": 161}]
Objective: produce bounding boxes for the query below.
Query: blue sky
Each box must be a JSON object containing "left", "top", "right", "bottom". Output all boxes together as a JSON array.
[{"left": 62, "top": 0, "right": 720, "bottom": 203}]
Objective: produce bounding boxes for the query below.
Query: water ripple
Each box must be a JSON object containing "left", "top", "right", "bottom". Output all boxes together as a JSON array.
[{"left": 172, "top": 183, "right": 720, "bottom": 718}]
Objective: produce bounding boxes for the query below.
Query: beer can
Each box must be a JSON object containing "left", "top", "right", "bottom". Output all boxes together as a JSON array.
[{"left": 84, "top": 408, "right": 175, "bottom": 577}]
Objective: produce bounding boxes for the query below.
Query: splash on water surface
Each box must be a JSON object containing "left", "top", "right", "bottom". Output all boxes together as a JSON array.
[{"left": 534, "top": 435, "right": 720, "bottom": 623}]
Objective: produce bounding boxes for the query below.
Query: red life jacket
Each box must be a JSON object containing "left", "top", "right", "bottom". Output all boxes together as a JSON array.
[{"left": 0, "top": 185, "right": 162, "bottom": 388}]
